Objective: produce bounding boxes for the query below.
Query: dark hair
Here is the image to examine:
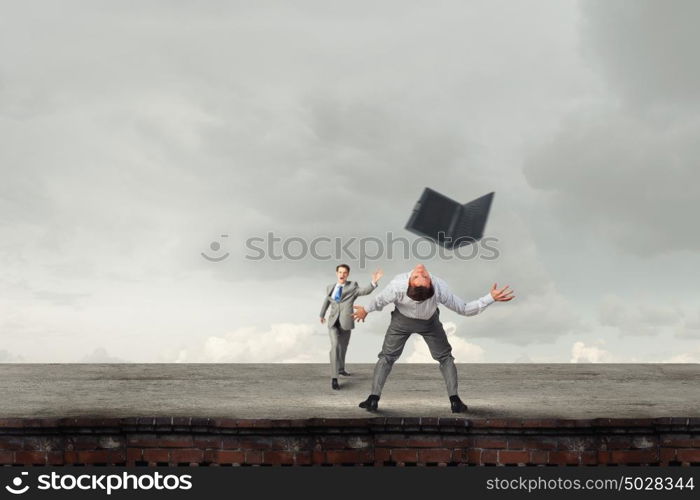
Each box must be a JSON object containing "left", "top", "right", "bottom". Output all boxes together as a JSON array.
[
  {"left": 336, "top": 264, "right": 350, "bottom": 273},
  {"left": 407, "top": 285, "right": 435, "bottom": 302}
]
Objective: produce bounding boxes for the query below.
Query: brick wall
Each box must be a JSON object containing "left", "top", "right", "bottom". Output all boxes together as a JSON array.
[{"left": 1, "top": 417, "right": 699, "bottom": 466}]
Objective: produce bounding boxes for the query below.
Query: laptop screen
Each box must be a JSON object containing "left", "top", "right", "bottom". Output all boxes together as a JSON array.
[{"left": 405, "top": 188, "right": 459, "bottom": 242}]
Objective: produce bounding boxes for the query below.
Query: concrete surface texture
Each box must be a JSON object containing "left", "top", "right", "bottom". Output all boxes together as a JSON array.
[{"left": 0, "top": 364, "right": 698, "bottom": 419}]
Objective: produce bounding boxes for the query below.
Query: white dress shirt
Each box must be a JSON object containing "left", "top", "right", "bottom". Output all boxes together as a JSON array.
[{"left": 364, "top": 272, "right": 494, "bottom": 320}]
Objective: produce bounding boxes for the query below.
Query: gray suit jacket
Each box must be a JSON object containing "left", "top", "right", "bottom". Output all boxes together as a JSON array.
[{"left": 320, "top": 280, "right": 377, "bottom": 330}]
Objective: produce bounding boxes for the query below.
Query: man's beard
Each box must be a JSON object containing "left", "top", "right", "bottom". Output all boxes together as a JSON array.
[{"left": 407, "top": 285, "right": 435, "bottom": 302}]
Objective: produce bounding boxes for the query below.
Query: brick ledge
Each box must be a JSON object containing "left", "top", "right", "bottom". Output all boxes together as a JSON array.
[{"left": 0, "top": 416, "right": 698, "bottom": 431}]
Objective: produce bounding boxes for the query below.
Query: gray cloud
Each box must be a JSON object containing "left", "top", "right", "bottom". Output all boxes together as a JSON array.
[
  {"left": 0, "top": 1, "right": 696, "bottom": 362},
  {"left": 456, "top": 285, "right": 585, "bottom": 346},
  {"left": 599, "top": 294, "right": 681, "bottom": 337},
  {"left": 524, "top": 1, "right": 700, "bottom": 256},
  {"left": 675, "top": 307, "right": 700, "bottom": 340},
  {"left": 524, "top": 110, "right": 699, "bottom": 256},
  {"left": 580, "top": 0, "right": 700, "bottom": 109}
]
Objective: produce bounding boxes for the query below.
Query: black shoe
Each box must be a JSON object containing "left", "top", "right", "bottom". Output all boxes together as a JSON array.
[
  {"left": 338, "top": 370, "right": 351, "bottom": 376},
  {"left": 450, "top": 395, "right": 468, "bottom": 413},
  {"left": 359, "top": 394, "right": 379, "bottom": 412},
  {"left": 331, "top": 378, "right": 340, "bottom": 390}
]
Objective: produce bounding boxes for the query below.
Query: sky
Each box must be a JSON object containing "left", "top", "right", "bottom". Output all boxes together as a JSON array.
[{"left": 1, "top": 1, "right": 698, "bottom": 363}]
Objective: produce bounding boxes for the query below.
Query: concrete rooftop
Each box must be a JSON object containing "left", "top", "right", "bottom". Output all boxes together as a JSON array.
[{"left": 1, "top": 364, "right": 698, "bottom": 420}]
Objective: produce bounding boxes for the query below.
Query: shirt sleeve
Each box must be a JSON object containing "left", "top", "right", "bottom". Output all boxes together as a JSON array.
[
  {"left": 365, "top": 282, "right": 400, "bottom": 313},
  {"left": 438, "top": 282, "right": 495, "bottom": 316}
]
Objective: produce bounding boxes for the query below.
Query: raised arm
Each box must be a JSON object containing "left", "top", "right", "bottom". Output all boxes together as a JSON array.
[
  {"left": 356, "top": 282, "right": 377, "bottom": 296},
  {"left": 356, "top": 268, "right": 384, "bottom": 296}
]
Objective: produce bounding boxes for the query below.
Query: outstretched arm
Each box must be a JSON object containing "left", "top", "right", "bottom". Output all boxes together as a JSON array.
[{"left": 439, "top": 282, "right": 514, "bottom": 316}]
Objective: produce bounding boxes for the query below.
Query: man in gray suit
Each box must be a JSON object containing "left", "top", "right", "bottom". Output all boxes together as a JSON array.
[
  {"left": 353, "top": 264, "right": 514, "bottom": 412},
  {"left": 320, "top": 264, "right": 383, "bottom": 390}
]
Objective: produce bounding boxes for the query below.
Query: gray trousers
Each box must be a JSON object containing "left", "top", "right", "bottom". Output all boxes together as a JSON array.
[
  {"left": 329, "top": 320, "right": 351, "bottom": 378},
  {"left": 371, "top": 308, "right": 458, "bottom": 397}
]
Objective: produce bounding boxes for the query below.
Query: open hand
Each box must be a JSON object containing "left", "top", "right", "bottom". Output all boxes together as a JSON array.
[
  {"left": 491, "top": 283, "right": 515, "bottom": 302},
  {"left": 371, "top": 268, "right": 384, "bottom": 284},
  {"left": 353, "top": 305, "right": 368, "bottom": 322}
]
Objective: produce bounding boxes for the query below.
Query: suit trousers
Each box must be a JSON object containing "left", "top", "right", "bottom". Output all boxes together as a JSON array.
[
  {"left": 370, "top": 307, "right": 458, "bottom": 397},
  {"left": 329, "top": 319, "right": 351, "bottom": 378}
]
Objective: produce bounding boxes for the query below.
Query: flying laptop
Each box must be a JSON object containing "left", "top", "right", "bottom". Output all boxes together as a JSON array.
[{"left": 405, "top": 188, "right": 494, "bottom": 249}]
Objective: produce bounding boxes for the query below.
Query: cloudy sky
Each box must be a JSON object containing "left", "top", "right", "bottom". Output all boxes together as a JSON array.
[{"left": 1, "top": 1, "right": 698, "bottom": 363}]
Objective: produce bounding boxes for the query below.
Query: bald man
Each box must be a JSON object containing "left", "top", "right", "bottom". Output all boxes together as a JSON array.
[{"left": 353, "top": 264, "right": 514, "bottom": 413}]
